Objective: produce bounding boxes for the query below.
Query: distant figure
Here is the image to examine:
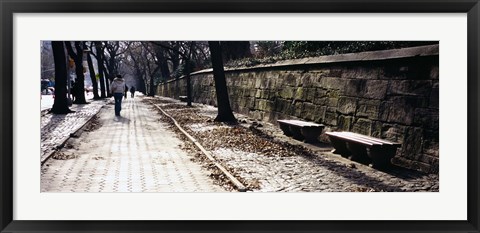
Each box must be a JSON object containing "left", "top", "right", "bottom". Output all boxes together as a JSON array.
[
  {"left": 124, "top": 85, "right": 128, "bottom": 99},
  {"left": 130, "top": 86, "right": 136, "bottom": 98},
  {"left": 110, "top": 75, "right": 126, "bottom": 116},
  {"left": 71, "top": 81, "right": 77, "bottom": 102}
]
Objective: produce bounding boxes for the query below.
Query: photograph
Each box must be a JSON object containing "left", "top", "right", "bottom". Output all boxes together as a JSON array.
[
  {"left": 1, "top": 1, "right": 478, "bottom": 232},
  {"left": 40, "top": 41, "right": 440, "bottom": 193}
]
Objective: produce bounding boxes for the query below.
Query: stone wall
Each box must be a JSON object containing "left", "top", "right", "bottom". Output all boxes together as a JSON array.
[{"left": 158, "top": 45, "right": 439, "bottom": 173}]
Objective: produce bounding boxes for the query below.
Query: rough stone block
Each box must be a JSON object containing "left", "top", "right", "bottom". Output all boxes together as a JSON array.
[
  {"left": 401, "top": 127, "right": 424, "bottom": 159},
  {"left": 295, "top": 87, "right": 305, "bottom": 100},
  {"left": 247, "top": 78, "right": 255, "bottom": 87},
  {"left": 422, "top": 129, "right": 439, "bottom": 156},
  {"left": 255, "top": 89, "right": 262, "bottom": 98},
  {"left": 311, "top": 73, "right": 326, "bottom": 88},
  {"left": 327, "top": 90, "right": 340, "bottom": 98},
  {"left": 256, "top": 100, "right": 269, "bottom": 111},
  {"left": 381, "top": 124, "right": 406, "bottom": 143},
  {"left": 294, "top": 102, "right": 304, "bottom": 117},
  {"left": 284, "top": 72, "right": 299, "bottom": 86},
  {"left": 313, "top": 97, "right": 328, "bottom": 106},
  {"left": 430, "top": 86, "right": 439, "bottom": 109},
  {"left": 246, "top": 97, "right": 256, "bottom": 110},
  {"left": 370, "top": 121, "right": 383, "bottom": 138},
  {"left": 260, "top": 77, "right": 269, "bottom": 90},
  {"left": 297, "top": 73, "right": 312, "bottom": 87},
  {"left": 344, "top": 79, "right": 366, "bottom": 97},
  {"left": 328, "top": 68, "right": 343, "bottom": 77},
  {"left": 265, "top": 101, "right": 275, "bottom": 112},
  {"left": 417, "top": 154, "right": 439, "bottom": 166},
  {"left": 352, "top": 118, "right": 372, "bottom": 135},
  {"left": 379, "top": 97, "right": 415, "bottom": 125},
  {"left": 337, "top": 115, "right": 353, "bottom": 131},
  {"left": 319, "top": 77, "right": 346, "bottom": 90},
  {"left": 251, "top": 111, "right": 264, "bottom": 121},
  {"left": 328, "top": 97, "right": 339, "bottom": 108},
  {"left": 324, "top": 111, "right": 337, "bottom": 126},
  {"left": 274, "top": 99, "right": 285, "bottom": 113},
  {"left": 302, "top": 102, "right": 316, "bottom": 121},
  {"left": 248, "top": 89, "right": 256, "bottom": 97},
  {"left": 267, "top": 90, "right": 277, "bottom": 101},
  {"left": 315, "top": 88, "right": 328, "bottom": 98},
  {"left": 388, "top": 80, "right": 432, "bottom": 97},
  {"left": 262, "top": 90, "right": 270, "bottom": 99},
  {"left": 355, "top": 66, "right": 381, "bottom": 79},
  {"left": 305, "top": 88, "right": 316, "bottom": 102},
  {"left": 356, "top": 99, "right": 381, "bottom": 119},
  {"left": 364, "top": 80, "right": 388, "bottom": 99},
  {"left": 285, "top": 100, "right": 296, "bottom": 115},
  {"left": 313, "top": 106, "right": 327, "bottom": 122},
  {"left": 414, "top": 108, "right": 439, "bottom": 130},
  {"left": 254, "top": 77, "right": 262, "bottom": 89},
  {"left": 340, "top": 68, "right": 357, "bottom": 79},
  {"left": 337, "top": 97, "right": 357, "bottom": 115},
  {"left": 280, "top": 87, "right": 295, "bottom": 99}
]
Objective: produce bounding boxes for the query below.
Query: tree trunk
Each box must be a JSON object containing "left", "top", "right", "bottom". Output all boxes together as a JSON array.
[
  {"left": 86, "top": 52, "right": 100, "bottom": 99},
  {"left": 148, "top": 75, "right": 155, "bottom": 96},
  {"left": 186, "top": 74, "right": 192, "bottom": 106},
  {"left": 139, "top": 72, "right": 146, "bottom": 94},
  {"left": 208, "top": 41, "right": 236, "bottom": 123},
  {"left": 95, "top": 42, "right": 107, "bottom": 98},
  {"left": 65, "top": 41, "right": 87, "bottom": 104},
  {"left": 154, "top": 46, "right": 170, "bottom": 81},
  {"left": 185, "top": 59, "right": 192, "bottom": 107},
  {"left": 50, "top": 41, "right": 73, "bottom": 114},
  {"left": 171, "top": 42, "right": 180, "bottom": 72},
  {"left": 103, "top": 65, "right": 113, "bottom": 97},
  {"left": 105, "top": 70, "right": 111, "bottom": 96}
]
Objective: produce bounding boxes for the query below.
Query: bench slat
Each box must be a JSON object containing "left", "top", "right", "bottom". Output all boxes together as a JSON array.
[
  {"left": 327, "top": 131, "right": 400, "bottom": 146},
  {"left": 342, "top": 132, "right": 400, "bottom": 146},
  {"left": 326, "top": 132, "right": 381, "bottom": 146},
  {"left": 277, "top": 119, "right": 323, "bottom": 127}
]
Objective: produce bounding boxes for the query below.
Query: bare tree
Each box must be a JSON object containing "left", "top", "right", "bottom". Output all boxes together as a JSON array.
[
  {"left": 65, "top": 41, "right": 88, "bottom": 104},
  {"left": 150, "top": 41, "right": 200, "bottom": 106},
  {"left": 86, "top": 42, "right": 100, "bottom": 99},
  {"left": 91, "top": 41, "right": 107, "bottom": 98},
  {"left": 208, "top": 41, "right": 236, "bottom": 123},
  {"left": 141, "top": 42, "right": 162, "bottom": 96},
  {"left": 126, "top": 42, "right": 147, "bottom": 94},
  {"left": 50, "top": 41, "right": 73, "bottom": 114}
]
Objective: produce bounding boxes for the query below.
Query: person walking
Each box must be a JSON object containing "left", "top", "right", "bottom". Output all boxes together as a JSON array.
[
  {"left": 124, "top": 84, "right": 128, "bottom": 99},
  {"left": 110, "top": 75, "right": 126, "bottom": 116},
  {"left": 130, "top": 86, "right": 136, "bottom": 98}
]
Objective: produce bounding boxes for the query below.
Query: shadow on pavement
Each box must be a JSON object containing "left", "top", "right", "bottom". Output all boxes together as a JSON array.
[{"left": 114, "top": 115, "right": 130, "bottom": 124}]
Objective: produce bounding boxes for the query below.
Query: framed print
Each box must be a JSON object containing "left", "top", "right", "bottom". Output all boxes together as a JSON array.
[{"left": 1, "top": 0, "right": 479, "bottom": 232}]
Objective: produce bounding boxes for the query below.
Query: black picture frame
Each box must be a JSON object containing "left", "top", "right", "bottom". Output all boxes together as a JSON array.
[{"left": 1, "top": 0, "right": 479, "bottom": 232}]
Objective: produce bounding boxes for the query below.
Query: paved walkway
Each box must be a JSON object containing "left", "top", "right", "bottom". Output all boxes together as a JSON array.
[
  {"left": 41, "top": 99, "right": 108, "bottom": 163},
  {"left": 41, "top": 95, "right": 225, "bottom": 192}
]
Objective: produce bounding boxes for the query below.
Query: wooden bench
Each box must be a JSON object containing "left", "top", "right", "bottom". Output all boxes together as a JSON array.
[
  {"left": 179, "top": 96, "right": 188, "bottom": 102},
  {"left": 325, "top": 131, "right": 401, "bottom": 168},
  {"left": 277, "top": 119, "right": 325, "bottom": 143}
]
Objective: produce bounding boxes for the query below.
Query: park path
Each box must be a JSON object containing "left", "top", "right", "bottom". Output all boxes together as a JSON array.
[{"left": 41, "top": 95, "right": 225, "bottom": 192}]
